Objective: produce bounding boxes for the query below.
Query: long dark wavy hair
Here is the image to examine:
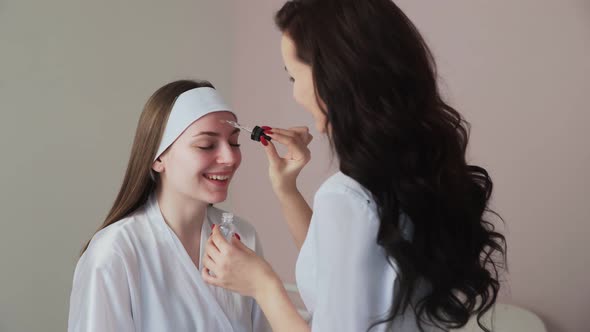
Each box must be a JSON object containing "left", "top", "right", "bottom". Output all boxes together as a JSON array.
[{"left": 276, "top": 1, "right": 507, "bottom": 331}]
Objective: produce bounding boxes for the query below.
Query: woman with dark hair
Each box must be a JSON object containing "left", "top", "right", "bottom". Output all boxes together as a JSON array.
[{"left": 202, "top": 1, "right": 506, "bottom": 331}]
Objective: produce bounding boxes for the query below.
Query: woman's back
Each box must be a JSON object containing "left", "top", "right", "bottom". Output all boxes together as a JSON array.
[{"left": 296, "top": 172, "right": 442, "bottom": 331}]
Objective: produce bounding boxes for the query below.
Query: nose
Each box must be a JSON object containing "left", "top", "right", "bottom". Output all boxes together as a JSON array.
[{"left": 216, "top": 143, "right": 240, "bottom": 166}]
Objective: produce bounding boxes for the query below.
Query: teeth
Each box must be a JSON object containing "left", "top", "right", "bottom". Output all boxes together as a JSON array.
[{"left": 206, "top": 174, "right": 230, "bottom": 181}]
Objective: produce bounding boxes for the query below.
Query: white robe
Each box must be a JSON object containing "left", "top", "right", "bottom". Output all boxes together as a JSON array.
[
  {"left": 296, "top": 172, "right": 439, "bottom": 331},
  {"left": 68, "top": 194, "right": 271, "bottom": 332}
]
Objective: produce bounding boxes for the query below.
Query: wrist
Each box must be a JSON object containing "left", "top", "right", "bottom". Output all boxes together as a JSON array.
[
  {"left": 272, "top": 178, "right": 296, "bottom": 193},
  {"left": 254, "top": 268, "right": 282, "bottom": 302},
  {"left": 273, "top": 184, "right": 301, "bottom": 200}
]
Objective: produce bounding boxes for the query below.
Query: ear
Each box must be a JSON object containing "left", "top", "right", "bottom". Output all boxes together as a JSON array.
[{"left": 151, "top": 157, "right": 164, "bottom": 174}]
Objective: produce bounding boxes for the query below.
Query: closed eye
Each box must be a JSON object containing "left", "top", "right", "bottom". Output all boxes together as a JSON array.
[{"left": 197, "top": 142, "right": 241, "bottom": 150}]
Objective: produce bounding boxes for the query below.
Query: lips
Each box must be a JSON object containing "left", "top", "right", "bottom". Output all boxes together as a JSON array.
[
  {"left": 202, "top": 172, "right": 233, "bottom": 186},
  {"left": 203, "top": 174, "right": 230, "bottom": 181}
]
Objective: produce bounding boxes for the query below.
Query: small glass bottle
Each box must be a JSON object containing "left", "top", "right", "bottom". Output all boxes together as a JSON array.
[
  {"left": 219, "top": 212, "right": 236, "bottom": 242},
  {"left": 208, "top": 212, "right": 237, "bottom": 277}
]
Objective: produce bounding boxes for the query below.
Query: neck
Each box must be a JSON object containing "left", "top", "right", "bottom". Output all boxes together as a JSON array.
[{"left": 155, "top": 186, "right": 208, "bottom": 250}]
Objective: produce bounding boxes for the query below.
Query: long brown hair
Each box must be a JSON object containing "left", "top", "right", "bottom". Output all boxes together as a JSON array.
[{"left": 81, "top": 79, "right": 215, "bottom": 254}]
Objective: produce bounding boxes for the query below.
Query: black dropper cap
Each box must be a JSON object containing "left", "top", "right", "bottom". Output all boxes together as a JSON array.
[{"left": 250, "top": 126, "right": 272, "bottom": 142}]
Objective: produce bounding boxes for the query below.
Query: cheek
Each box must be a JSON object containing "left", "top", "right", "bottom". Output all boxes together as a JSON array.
[
  {"left": 234, "top": 150, "right": 242, "bottom": 168},
  {"left": 293, "top": 83, "right": 314, "bottom": 112},
  {"left": 231, "top": 147, "right": 242, "bottom": 168},
  {"left": 185, "top": 152, "right": 214, "bottom": 174},
  {"left": 293, "top": 84, "right": 304, "bottom": 107}
]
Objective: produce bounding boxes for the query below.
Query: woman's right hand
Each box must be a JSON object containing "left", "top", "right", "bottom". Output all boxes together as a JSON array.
[{"left": 260, "top": 126, "right": 313, "bottom": 196}]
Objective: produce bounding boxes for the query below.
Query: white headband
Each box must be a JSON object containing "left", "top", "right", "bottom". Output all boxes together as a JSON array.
[{"left": 154, "top": 87, "right": 234, "bottom": 161}]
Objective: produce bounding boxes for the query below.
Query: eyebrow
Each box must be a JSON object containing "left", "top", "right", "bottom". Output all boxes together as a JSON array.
[{"left": 192, "top": 128, "right": 240, "bottom": 137}]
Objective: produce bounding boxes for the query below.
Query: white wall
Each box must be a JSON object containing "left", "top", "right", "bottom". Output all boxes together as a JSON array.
[{"left": 0, "top": 1, "right": 234, "bottom": 331}]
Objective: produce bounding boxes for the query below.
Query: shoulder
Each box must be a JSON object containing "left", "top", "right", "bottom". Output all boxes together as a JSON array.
[
  {"left": 316, "top": 171, "right": 374, "bottom": 204},
  {"left": 316, "top": 172, "right": 414, "bottom": 242},
  {"left": 311, "top": 172, "right": 380, "bottom": 233},
  {"left": 80, "top": 212, "right": 146, "bottom": 270}
]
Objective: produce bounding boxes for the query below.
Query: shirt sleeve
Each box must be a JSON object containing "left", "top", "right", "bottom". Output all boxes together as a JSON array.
[
  {"left": 68, "top": 250, "right": 135, "bottom": 332},
  {"left": 251, "top": 231, "right": 273, "bottom": 332},
  {"left": 309, "top": 189, "right": 396, "bottom": 331}
]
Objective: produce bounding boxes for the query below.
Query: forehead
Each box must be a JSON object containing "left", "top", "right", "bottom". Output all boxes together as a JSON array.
[{"left": 182, "top": 111, "right": 237, "bottom": 136}]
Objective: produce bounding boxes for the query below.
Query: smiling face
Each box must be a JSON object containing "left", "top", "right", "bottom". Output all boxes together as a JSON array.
[{"left": 152, "top": 111, "right": 242, "bottom": 204}]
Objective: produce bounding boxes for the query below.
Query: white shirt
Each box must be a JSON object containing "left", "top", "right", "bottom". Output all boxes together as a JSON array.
[
  {"left": 296, "top": 172, "right": 438, "bottom": 331},
  {"left": 68, "top": 194, "right": 270, "bottom": 332}
]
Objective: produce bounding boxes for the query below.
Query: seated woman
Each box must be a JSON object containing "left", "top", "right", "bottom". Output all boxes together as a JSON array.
[{"left": 68, "top": 80, "right": 270, "bottom": 332}]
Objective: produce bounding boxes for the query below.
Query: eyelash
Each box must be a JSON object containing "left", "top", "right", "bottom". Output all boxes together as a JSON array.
[{"left": 198, "top": 143, "right": 241, "bottom": 150}]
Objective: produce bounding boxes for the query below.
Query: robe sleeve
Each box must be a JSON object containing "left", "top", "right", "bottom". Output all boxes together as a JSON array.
[
  {"left": 68, "top": 250, "right": 135, "bottom": 332},
  {"left": 251, "top": 231, "right": 273, "bottom": 332},
  {"left": 309, "top": 189, "right": 396, "bottom": 331}
]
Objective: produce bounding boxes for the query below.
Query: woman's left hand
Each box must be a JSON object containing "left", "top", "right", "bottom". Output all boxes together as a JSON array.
[{"left": 202, "top": 226, "right": 277, "bottom": 298}]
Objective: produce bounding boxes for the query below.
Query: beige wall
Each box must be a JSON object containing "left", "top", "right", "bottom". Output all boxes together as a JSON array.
[
  {"left": 229, "top": 1, "right": 590, "bottom": 332},
  {"left": 0, "top": 1, "right": 234, "bottom": 331}
]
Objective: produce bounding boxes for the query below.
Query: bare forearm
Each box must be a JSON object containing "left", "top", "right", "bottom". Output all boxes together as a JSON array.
[
  {"left": 256, "top": 275, "right": 310, "bottom": 332},
  {"left": 276, "top": 189, "right": 312, "bottom": 250}
]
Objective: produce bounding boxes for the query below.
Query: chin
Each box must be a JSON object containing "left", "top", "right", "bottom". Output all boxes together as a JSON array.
[{"left": 205, "top": 193, "right": 228, "bottom": 205}]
